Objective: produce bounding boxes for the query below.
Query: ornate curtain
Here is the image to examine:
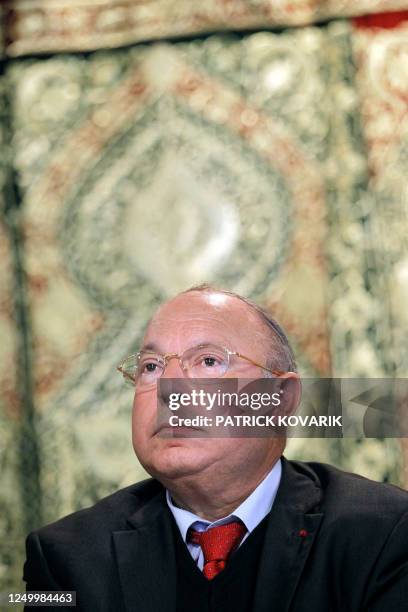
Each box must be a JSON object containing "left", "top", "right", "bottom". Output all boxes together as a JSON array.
[{"left": 1, "top": 0, "right": 407, "bottom": 592}]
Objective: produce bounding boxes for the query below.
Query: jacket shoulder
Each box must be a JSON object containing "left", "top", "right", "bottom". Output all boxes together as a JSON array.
[
  {"left": 291, "top": 458, "right": 408, "bottom": 521},
  {"left": 32, "top": 477, "right": 163, "bottom": 542}
]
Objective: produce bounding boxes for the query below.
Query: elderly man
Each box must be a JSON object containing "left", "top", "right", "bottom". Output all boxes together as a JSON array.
[{"left": 24, "top": 286, "right": 408, "bottom": 611}]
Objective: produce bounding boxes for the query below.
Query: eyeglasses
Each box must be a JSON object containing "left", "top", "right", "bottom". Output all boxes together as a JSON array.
[{"left": 117, "top": 343, "right": 285, "bottom": 387}]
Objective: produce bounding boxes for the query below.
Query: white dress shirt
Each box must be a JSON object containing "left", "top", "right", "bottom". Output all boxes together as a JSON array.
[{"left": 166, "top": 459, "right": 282, "bottom": 570}]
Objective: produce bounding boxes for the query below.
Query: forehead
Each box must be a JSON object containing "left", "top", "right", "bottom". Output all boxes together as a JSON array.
[{"left": 142, "top": 291, "right": 269, "bottom": 353}]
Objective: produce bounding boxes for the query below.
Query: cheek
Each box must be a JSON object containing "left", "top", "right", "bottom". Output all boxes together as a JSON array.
[{"left": 132, "top": 393, "right": 157, "bottom": 441}]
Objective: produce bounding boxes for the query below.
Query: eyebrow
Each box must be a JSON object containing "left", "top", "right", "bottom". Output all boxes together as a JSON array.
[
  {"left": 140, "top": 340, "right": 231, "bottom": 353},
  {"left": 140, "top": 342, "right": 161, "bottom": 352}
]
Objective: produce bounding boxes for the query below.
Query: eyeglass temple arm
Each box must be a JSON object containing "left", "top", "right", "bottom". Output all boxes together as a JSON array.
[
  {"left": 117, "top": 365, "right": 136, "bottom": 382},
  {"left": 231, "top": 351, "right": 285, "bottom": 376}
]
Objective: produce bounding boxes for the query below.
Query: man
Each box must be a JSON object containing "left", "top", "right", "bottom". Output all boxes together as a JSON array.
[{"left": 24, "top": 285, "right": 408, "bottom": 611}]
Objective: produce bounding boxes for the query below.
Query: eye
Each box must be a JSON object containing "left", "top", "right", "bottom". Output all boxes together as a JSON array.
[
  {"left": 187, "top": 345, "right": 229, "bottom": 377},
  {"left": 138, "top": 356, "right": 163, "bottom": 377},
  {"left": 198, "top": 354, "right": 224, "bottom": 368},
  {"left": 202, "top": 356, "right": 218, "bottom": 367}
]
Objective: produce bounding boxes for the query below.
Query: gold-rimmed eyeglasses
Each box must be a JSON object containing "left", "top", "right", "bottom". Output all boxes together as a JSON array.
[{"left": 117, "top": 343, "right": 285, "bottom": 387}]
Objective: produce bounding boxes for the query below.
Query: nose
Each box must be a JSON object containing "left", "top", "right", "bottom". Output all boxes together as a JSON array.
[
  {"left": 157, "top": 355, "right": 188, "bottom": 414},
  {"left": 161, "top": 355, "right": 186, "bottom": 379}
]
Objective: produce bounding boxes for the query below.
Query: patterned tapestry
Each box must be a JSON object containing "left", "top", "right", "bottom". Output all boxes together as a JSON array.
[{"left": 1, "top": 1, "right": 407, "bottom": 595}]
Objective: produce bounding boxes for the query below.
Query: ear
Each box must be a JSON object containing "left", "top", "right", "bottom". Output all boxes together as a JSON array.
[{"left": 276, "top": 372, "right": 302, "bottom": 417}]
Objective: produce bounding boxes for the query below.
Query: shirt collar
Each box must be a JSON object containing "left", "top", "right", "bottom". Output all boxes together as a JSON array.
[{"left": 166, "top": 458, "right": 282, "bottom": 542}]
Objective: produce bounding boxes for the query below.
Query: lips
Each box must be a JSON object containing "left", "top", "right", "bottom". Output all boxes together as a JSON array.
[{"left": 154, "top": 423, "right": 204, "bottom": 437}]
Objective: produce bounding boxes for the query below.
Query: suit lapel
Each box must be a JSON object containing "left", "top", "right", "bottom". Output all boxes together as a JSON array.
[
  {"left": 113, "top": 489, "right": 176, "bottom": 612},
  {"left": 252, "top": 457, "right": 324, "bottom": 612}
]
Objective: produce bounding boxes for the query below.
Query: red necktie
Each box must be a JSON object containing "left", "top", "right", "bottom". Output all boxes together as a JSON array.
[{"left": 188, "top": 521, "right": 247, "bottom": 580}]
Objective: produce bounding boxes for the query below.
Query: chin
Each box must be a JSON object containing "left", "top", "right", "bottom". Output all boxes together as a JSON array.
[{"left": 138, "top": 443, "right": 212, "bottom": 481}]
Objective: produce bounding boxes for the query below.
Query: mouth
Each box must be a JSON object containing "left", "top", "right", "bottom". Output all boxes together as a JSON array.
[{"left": 154, "top": 423, "right": 205, "bottom": 438}]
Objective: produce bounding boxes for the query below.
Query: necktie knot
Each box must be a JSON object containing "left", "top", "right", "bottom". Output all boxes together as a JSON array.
[{"left": 188, "top": 520, "right": 247, "bottom": 579}]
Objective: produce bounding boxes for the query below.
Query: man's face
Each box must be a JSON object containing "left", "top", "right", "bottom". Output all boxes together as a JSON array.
[{"left": 132, "top": 291, "right": 284, "bottom": 486}]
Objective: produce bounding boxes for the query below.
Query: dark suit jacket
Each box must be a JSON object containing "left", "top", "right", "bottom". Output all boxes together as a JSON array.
[{"left": 23, "top": 457, "right": 408, "bottom": 611}]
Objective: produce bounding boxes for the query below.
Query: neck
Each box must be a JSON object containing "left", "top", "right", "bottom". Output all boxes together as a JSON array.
[{"left": 165, "top": 459, "right": 279, "bottom": 522}]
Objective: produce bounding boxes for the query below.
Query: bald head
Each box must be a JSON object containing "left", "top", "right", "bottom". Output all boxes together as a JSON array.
[
  {"left": 143, "top": 290, "right": 270, "bottom": 368},
  {"left": 144, "top": 285, "right": 296, "bottom": 375}
]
